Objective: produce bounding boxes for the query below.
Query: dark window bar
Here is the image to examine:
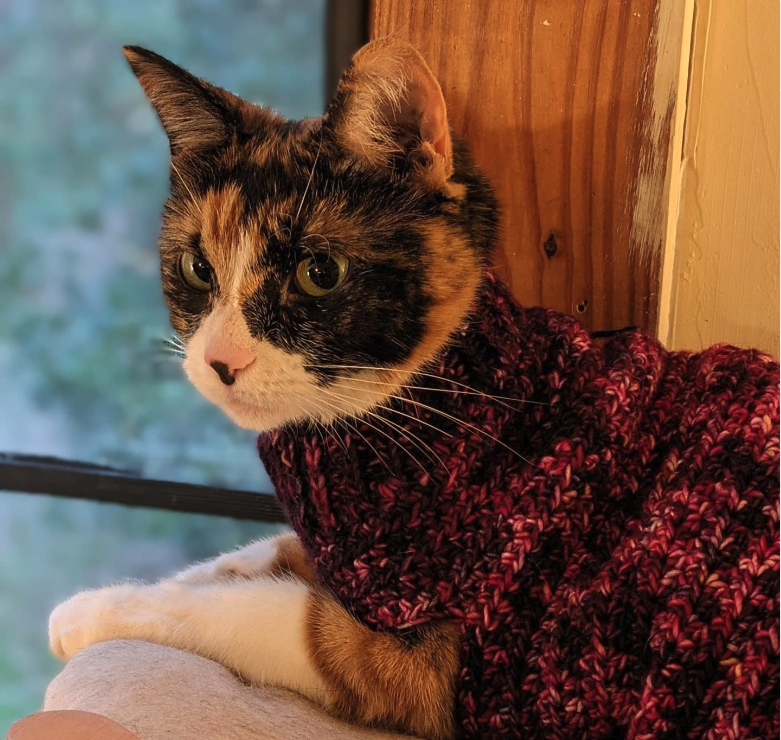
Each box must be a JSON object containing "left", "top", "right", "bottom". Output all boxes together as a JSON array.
[
  {"left": 0, "top": 453, "right": 286, "bottom": 523},
  {"left": 325, "top": 0, "right": 370, "bottom": 100}
]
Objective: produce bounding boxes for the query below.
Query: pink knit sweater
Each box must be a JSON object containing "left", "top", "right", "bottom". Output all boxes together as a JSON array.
[{"left": 259, "top": 272, "right": 779, "bottom": 739}]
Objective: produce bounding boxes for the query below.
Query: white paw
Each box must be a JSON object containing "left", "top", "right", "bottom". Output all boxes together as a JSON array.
[{"left": 48, "top": 583, "right": 137, "bottom": 660}]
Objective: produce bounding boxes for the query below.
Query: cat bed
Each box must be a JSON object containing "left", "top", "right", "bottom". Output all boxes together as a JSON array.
[{"left": 42, "top": 640, "right": 412, "bottom": 740}]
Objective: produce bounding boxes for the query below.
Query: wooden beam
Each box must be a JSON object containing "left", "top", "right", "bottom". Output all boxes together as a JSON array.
[{"left": 371, "top": 0, "right": 689, "bottom": 333}]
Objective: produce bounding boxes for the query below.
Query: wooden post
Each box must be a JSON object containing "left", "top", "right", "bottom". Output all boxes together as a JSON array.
[{"left": 371, "top": 0, "right": 690, "bottom": 333}]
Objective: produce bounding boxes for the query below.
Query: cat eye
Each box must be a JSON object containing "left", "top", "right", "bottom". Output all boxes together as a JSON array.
[
  {"left": 180, "top": 252, "right": 213, "bottom": 292},
  {"left": 295, "top": 254, "right": 348, "bottom": 297}
]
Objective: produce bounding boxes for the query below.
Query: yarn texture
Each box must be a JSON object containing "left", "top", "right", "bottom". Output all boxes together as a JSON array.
[{"left": 258, "top": 272, "right": 780, "bottom": 739}]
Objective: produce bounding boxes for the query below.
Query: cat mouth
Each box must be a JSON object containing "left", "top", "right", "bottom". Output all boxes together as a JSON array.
[{"left": 227, "top": 395, "right": 279, "bottom": 416}]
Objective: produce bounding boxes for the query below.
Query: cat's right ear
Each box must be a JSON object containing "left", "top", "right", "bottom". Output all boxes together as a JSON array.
[{"left": 123, "top": 46, "right": 235, "bottom": 154}]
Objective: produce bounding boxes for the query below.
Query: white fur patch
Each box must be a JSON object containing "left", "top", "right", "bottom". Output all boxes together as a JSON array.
[
  {"left": 182, "top": 299, "right": 396, "bottom": 432},
  {"left": 172, "top": 537, "right": 281, "bottom": 584},
  {"left": 183, "top": 317, "right": 392, "bottom": 431},
  {"left": 49, "top": 578, "right": 330, "bottom": 705}
]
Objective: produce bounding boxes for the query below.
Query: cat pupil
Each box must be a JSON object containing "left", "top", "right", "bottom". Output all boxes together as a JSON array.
[
  {"left": 193, "top": 260, "right": 211, "bottom": 283},
  {"left": 308, "top": 257, "right": 339, "bottom": 289}
]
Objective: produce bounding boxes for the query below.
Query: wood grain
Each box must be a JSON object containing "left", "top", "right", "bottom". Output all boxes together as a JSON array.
[
  {"left": 7, "top": 711, "right": 141, "bottom": 740},
  {"left": 371, "top": 0, "right": 686, "bottom": 332}
]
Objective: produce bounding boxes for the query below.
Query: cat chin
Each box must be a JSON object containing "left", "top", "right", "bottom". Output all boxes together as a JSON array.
[
  {"left": 218, "top": 400, "right": 302, "bottom": 433},
  {"left": 217, "top": 396, "right": 380, "bottom": 434}
]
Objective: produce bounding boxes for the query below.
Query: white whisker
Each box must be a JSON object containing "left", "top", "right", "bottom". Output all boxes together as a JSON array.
[
  {"left": 295, "top": 133, "right": 323, "bottom": 222},
  {"left": 286, "top": 393, "right": 352, "bottom": 460},
  {"left": 321, "top": 387, "right": 447, "bottom": 473},
  {"left": 311, "top": 394, "right": 398, "bottom": 475},
  {"left": 390, "top": 393, "right": 534, "bottom": 467},
  {"left": 330, "top": 382, "right": 454, "bottom": 438},
  {"left": 315, "top": 392, "right": 431, "bottom": 477},
  {"left": 308, "top": 364, "right": 550, "bottom": 410},
  {"left": 170, "top": 159, "right": 199, "bottom": 206}
]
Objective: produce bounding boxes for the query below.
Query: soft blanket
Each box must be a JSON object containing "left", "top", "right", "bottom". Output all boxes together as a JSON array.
[{"left": 259, "top": 272, "right": 780, "bottom": 740}]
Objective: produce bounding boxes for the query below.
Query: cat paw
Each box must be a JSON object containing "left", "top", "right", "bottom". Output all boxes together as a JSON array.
[{"left": 48, "top": 583, "right": 137, "bottom": 660}]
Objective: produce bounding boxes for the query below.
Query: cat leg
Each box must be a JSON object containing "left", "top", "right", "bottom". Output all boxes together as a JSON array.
[
  {"left": 170, "top": 531, "right": 315, "bottom": 584},
  {"left": 48, "top": 577, "right": 459, "bottom": 740},
  {"left": 307, "top": 589, "right": 460, "bottom": 740}
]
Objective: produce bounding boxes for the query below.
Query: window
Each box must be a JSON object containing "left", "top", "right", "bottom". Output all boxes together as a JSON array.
[
  {"left": 0, "top": 0, "right": 367, "bottom": 729},
  {"left": 0, "top": 492, "right": 287, "bottom": 730}
]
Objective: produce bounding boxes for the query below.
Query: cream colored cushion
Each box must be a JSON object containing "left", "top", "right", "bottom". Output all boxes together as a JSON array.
[{"left": 44, "top": 640, "right": 413, "bottom": 740}]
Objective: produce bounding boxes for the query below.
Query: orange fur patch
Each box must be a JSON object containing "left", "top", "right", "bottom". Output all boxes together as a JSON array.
[
  {"left": 200, "top": 184, "right": 246, "bottom": 283},
  {"left": 391, "top": 220, "right": 482, "bottom": 381},
  {"left": 268, "top": 532, "right": 317, "bottom": 585},
  {"left": 306, "top": 589, "right": 459, "bottom": 740}
]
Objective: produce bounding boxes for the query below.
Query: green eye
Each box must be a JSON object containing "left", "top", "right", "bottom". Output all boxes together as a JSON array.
[
  {"left": 295, "top": 254, "right": 348, "bottom": 297},
  {"left": 180, "top": 252, "right": 213, "bottom": 291}
]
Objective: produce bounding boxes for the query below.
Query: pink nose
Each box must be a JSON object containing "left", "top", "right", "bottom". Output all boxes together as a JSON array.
[{"left": 204, "top": 342, "right": 254, "bottom": 386}]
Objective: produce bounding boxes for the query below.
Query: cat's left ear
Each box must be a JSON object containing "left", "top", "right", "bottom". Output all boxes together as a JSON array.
[{"left": 324, "top": 39, "right": 453, "bottom": 185}]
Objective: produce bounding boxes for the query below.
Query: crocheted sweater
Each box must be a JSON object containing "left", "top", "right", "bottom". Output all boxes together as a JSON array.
[{"left": 258, "top": 272, "right": 780, "bottom": 740}]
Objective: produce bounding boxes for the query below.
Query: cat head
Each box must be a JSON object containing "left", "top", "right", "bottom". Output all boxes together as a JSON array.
[{"left": 125, "top": 39, "right": 498, "bottom": 432}]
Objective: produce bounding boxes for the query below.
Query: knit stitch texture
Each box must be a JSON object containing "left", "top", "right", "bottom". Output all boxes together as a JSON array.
[{"left": 258, "top": 272, "right": 780, "bottom": 739}]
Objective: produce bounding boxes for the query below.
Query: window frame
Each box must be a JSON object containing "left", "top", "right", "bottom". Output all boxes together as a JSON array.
[
  {"left": 1, "top": 0, "right": 369, "bottom": 523},
  {"left": 0, "top": 453, "right": 287, "bottom": 521}
]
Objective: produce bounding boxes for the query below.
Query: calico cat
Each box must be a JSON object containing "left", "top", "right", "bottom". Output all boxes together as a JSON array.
[{"left": 49, "top": 39, "right": 779, "bottom": 740}]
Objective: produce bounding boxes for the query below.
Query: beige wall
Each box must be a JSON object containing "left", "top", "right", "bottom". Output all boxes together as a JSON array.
[{"left": 663, "top": 0, "right": 779, "bottom": 356}]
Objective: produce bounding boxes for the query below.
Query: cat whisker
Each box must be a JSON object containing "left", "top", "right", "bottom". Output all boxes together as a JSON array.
[
  {"left": 335, "top": 417, "right": 394, "bottom": 477},
  {"left": 303, "top": 233, "right": 332, "bottom": 259},
  {"left": 170, "top": 159, "right": 199, "bottom": 206},
  {"left": 339, "top": 377, "right": 542, "bottom": 412},
  {"left": 156, "top": 332, "right": 185, "bottom": 348},
  {"left": 156, "top": 338, "right": 186, "bottom": 359},
  {"left": 329, "top": 382, "right": 455, "bottom": 439},
  {"left": 295, "top": 133, "right": 323, "bottom": 222},
  {"left": 320, "top": 387, "right": 448, "bottom": 473},
  {"left": 348, "top": 388, "right": 535, "bottom": 468},
  {"left": 270, "top": 216, "right": 293, "bottom": 245},
  {"left": 312, "top": 394, "right": 397, "bottom": 476},
  {"left": 308, "top": 364, "right": 550, "bottom": 409},
  {"left": 285, "top": 393, "right": 353, "bottom": 459},
  {"left": 162, "top": 332, "right": 186, "bottom": 349},
  {"left": 395, "top": 394, "right": 535, "bottom": 467},
  {"left": 157, "top": 340, "right": 184, "bottom": 351},
  {"left": 330, "top": 378, "right": 535, "bottom": 471},
  {"left": 329, "top": 418, "right": 356, "bottom": 458},
  {"left": 315, "top": 392, "right": 432, "bottom": 477}
]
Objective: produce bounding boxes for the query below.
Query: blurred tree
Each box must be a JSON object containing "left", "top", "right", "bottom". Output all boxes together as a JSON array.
[{"left": 0, "top": 0, "right": 324, "bottom": 729}]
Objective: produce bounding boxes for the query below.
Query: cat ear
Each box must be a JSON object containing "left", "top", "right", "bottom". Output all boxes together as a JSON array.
[
  {"left": 123, "top": 46, "right": 237, "bottom": 153},
  {"left": 324, "top": 39, "right": 453, "bottom": 183}
]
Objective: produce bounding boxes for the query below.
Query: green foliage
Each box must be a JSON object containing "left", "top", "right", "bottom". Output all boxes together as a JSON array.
[
  {"left": 0, "top": 0, "right": 324, "bottom": 486},
  {"left": 0, "top": 0, "right": 323, "bottom": 729}
]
